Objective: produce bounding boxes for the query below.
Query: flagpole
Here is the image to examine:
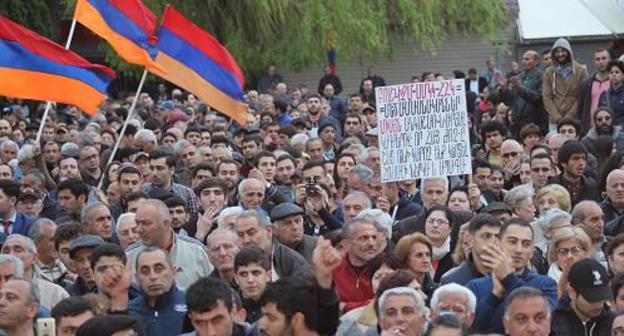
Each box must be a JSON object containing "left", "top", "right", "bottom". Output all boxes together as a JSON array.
[
  {"left": 97, "top": 69, "right": 148, "bottom": 190},
  {"left": 36, "top": 19, "right": 78, "bottom": 144}
]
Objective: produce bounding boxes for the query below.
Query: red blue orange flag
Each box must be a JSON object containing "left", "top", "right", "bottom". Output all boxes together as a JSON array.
[
  {"left": 152, "top": 6, "right": 247, "bottom": 125},
  {"left": 0, "top": 15, "right": 115, "bottom": 116},
  {"left": 74, "top": 0, "right": 164, "bottom": 73}
]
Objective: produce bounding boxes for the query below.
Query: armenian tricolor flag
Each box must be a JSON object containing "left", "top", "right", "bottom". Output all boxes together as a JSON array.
[
  {"left": 0, "top": 15, "right": 115, "bottom": 115},
  {"left": 74, "top": 0, "right": 164, "bottom": 73},
  {"left": 153, "top": 6, "right": 247, "bottom": 125}
]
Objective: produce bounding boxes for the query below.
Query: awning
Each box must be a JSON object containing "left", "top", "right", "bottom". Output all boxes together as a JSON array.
[{"left": 517, "top": 0, "right": 624, "bottom": 41}]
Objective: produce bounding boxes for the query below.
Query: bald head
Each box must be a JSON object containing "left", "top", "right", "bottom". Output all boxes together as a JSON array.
[
  {"left": 501, "top": 139, "right": 524, "bottom": 168},
  {"left": 522, "top": 50, "right": 540, "bottom": 72},
  {"left": 607, "top": 169, "right": 624, "bottom": 207}
]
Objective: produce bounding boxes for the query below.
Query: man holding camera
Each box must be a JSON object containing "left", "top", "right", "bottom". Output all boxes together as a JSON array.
[{"left": 294, "top": 160, "right": 343, "bottom": 236}]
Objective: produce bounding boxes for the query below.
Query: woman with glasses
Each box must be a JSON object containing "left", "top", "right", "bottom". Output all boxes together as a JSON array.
[{"left": 546, "top": 226, "right": 592, "bottom": 297}]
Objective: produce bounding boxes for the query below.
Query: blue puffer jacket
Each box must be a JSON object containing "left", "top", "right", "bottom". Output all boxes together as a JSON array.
[
  {"left": 466, "top": 268, "right": 557, "bottom": 334},
  {"left": 129, "top": 284, "right": 187, "bottom": 336}
]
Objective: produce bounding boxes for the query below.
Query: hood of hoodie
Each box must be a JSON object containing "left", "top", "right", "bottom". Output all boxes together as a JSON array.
[{"left": 551, "top": 38, "right": 575, "bottom": 67}]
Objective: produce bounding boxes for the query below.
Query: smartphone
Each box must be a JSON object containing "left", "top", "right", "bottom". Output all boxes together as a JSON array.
[{"left": 36, "top": 318, "right": 55, "bottom": 336}]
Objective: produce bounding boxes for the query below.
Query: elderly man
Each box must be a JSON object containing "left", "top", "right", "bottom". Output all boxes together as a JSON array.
[
  {"left": 237, "top": 177, "right": 289, "bottom": 213},
  {"left": 205, "top": 229, "right": 239, "bottom": 286},
  {"left": 129, "top": 247, "right": 186, "bottom": 336},
  {"left": 80, "top": 202, "right": 114, "bottom": 242},
  {"left": 27, "top": 218, "right": 66, "bottom": 283},
  {"left": 500, "top": 139, "right": 524, "bottom": 189},
  {"left": 233, "top": 209, "right": 312, "bottom": 279},
  {"left": 377, "top": 287, "right": 428, "bottom": 336},
  {"left": 572, "top": 200, "right": 609, "bottom": 267},
  {"left": 79, "top": 146, "right": 101, "bottom": 186},
  {"left": 513, "top": 51, "right": 547, "bottom": 132},
  {"left": 504, "top": 287, "right": 552, "bottom": 336},
  {"left": 333, "top": 218, "right": 382, "bottom": 313},
  {"left": 392, "top": 176, "right": 448, "bottom": 241},
  {"left": 270, "top": 203, "right": 317, "bottom": 262},
  {"left": 1, "top": 234, "right": 69, "bottom": 310},
  {"left": 342, "top": 191, "right": 372, "bottom": 222},
  {"left": 604, "top": 169, "right": 624, "bottom": 225},
  {"left": 128, "top": 199, "right": 213, "bottom": 290},
  {"left": 116, "top": 213, "right": 139, "bottom": 249},
  {"left": 430, "top": 283, "right": 477, "bottom": 328},
  {"left": 0, "top": 279, "right": 40, "bottom": 336},
  {"left": 347, "top": 164, "right": 376, "bottom": 196}
]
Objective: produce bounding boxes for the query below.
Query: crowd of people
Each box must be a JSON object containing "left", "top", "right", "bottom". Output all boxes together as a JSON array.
[{"left": 0, "top": 36, "right": 624, "bottom": 336}]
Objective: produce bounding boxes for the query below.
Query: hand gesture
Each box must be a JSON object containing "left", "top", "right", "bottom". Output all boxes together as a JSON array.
[
  {"left": 376, "top": 196, "right": 390, "bottom": 213},
  {"left": 295, "top": 184, "right": 307, "bottom": 205},
  {"left": 480, "top": 244, "right": 513, "bottom": 283},
  {"left": 196, "top": 204, "right": 218, "bottom": 240},
  {"left": 312, "top": 236, "right": 342, "bottom": 288},
  {"left": 248, "top": 168, "right": 267, "bottom": 184},
  {"left": 101, "top": 263, "right": 131, "bottom": 299},
  {"left": 467, "top": 182, "right": 481, "bottom": 210}
]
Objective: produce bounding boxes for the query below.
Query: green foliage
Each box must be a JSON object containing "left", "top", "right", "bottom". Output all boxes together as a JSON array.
[
  {"left": 15, "top": 0, "right": 510, "bottom": 78},
  {"left": 0, "top": 0, "right": 58, "bottom": 38}
]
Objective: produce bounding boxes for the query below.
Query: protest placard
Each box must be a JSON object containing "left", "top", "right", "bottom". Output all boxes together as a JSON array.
[{"left": 375, "top": 79, "right": 472, "bottom": 182}]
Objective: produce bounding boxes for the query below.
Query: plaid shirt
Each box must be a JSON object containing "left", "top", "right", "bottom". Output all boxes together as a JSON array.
[
  {"left": 36, "top": 260, "right": 67, "bottom": 283},
  {"left": 144, "top": 182, "right": 200, "bottom": 217}
]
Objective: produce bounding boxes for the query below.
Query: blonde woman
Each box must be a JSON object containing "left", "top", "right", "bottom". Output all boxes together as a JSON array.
[
  {"left": 546, "top": 226, "right": 592, "bottom": 297},
  {"left": 536, "top": 184, "right": 571, "bottom": 215}
]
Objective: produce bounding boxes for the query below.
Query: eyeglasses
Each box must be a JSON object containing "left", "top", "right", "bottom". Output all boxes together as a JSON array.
[
  {"left": 244, "top": 192, "right": 264, "bottom": 198},
  {"left": 557, "top": 246, "right": 585, "bottom": 256},
  {"left": 596, "top": 115, "right": 612, "bottom": 122},
  {"left": 502, "top": 152, "right": 519, "bottom": 159},
  {"left": 531, "top": 167, "right": 551, "bottom": 173}
]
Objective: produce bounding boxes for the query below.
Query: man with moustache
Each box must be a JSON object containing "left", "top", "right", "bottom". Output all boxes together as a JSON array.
[{"left": 582, "top": 106, "right": 624, "bottom": 155}]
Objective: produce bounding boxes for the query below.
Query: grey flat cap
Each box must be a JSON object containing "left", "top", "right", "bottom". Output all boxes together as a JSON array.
[
  {"left": 270, "top": 203, "right": 304, "bottom": 222},
  {"left": 69, "top": 235, "right": 105, "bottom": 259}
]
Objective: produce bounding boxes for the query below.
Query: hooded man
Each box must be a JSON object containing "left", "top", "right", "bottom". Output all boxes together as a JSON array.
[{"left": 543, "top": 38, "right": 588, "bottom": 131}]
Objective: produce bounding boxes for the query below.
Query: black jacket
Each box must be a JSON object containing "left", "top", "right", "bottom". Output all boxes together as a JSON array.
[
  {"left": 548, "top": 175, "right": 601, "bottom": 207},
  {"left": 551, "top": 295, "right": 614, "bottom": 336}
]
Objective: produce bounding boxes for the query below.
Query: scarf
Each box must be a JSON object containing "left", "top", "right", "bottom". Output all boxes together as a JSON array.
[{"left": 432, "top": 236, "right": 451, "bottom": 261}]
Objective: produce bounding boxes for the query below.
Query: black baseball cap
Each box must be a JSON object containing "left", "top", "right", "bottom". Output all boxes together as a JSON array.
[{"left": 568, "top": 258, "right": 612, "bottom": 303}]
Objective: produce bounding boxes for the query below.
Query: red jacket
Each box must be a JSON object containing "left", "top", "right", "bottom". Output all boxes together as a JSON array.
[{"left": 332, "top": 254, "right": 374, "bottom": 313}]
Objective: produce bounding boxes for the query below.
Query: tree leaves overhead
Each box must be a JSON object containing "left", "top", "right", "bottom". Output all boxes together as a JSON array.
[{"left": 9, "top": 0, "right": 510, "bottom": 77}]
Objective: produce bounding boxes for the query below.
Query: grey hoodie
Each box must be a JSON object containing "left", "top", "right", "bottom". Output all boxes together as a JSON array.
[{"left": 551, "top": 38, "right": 575, "bottom": 80}]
